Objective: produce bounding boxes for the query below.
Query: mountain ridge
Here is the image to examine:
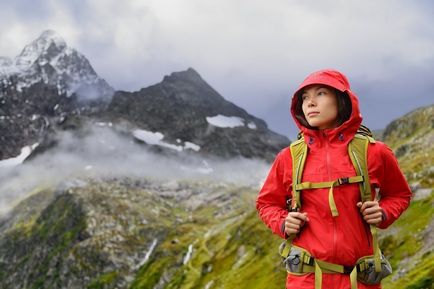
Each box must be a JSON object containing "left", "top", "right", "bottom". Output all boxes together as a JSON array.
[{"left": 0, "top": 30, "right": 289, "bottom": 162}]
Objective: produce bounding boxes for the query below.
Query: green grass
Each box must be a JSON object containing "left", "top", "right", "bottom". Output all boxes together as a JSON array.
[
  {"left": 88, "top": 272, "right": 119, "bottom": 289},
  {"left": 381, "top": 194, "right": 433, "bottom": 289}
]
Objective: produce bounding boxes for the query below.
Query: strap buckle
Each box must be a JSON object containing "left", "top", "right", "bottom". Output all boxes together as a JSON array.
[
  {"left": 343, "top": 266, "right": 355, "bottom": 274},
  {"left": 338, "top": 177, "right": 349, "bottom": 185}
]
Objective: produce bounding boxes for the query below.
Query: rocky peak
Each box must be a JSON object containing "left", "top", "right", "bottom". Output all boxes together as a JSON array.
[
  {"left": 108, "top": 68, "right": 288, "bottom": 161},
  {"left": 0, "top": 30, "right": 113, "bottom": 100},
  {"left": 162, "top": 67, "right": 205, "bottom": 85},
  {"left": 157, "top": 67, "right": 226, "bottom": 105},
  {"left": 0, "top": 31, "right": 115, "bottom": 160},
  {"left": 14, "top": 30, "right": 67, "bottom": 70}
]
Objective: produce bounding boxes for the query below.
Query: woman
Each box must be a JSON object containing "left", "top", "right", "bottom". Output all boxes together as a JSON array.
[{"left": 256, "top": 69, "right": 411, "bottom": 289}]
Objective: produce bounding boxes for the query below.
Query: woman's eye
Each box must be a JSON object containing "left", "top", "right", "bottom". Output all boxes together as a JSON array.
[
  {"left": 302, "top": 95, "right": 308, "bottom": 101},
  {"left": 318, "top": 90, "right": 326, "bottom": 96}
]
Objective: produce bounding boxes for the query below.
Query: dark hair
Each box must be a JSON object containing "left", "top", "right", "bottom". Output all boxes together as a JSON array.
[{"left": 294, "top": 87, "right": 352, "bottom": 129}]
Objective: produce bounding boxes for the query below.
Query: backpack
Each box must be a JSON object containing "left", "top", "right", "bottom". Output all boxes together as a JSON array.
[{"left": 279, "top": 125, "right": 387, "bottom": 289}]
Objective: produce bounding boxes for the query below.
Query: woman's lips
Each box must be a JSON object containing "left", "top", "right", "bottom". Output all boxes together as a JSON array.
[{"left": 307, "top": 111, "right": 320, "bottom": 117}]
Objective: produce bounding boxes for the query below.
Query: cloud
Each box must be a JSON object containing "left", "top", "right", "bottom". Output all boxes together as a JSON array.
[{"left": 0, "top": 124, "right": 270, "bottom": 215}]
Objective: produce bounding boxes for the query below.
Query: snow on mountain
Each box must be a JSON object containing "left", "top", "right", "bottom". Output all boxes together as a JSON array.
[
  {"left": 132, "top": 128, "right": 201, "bottom": 152},
  {"left": 206, "top": 114, "right": 257, "bottom": 129},
  {"left": 14, "top": 30, "right": 67, "bottom": 70},
  {"left": 206, "top": 115, "right": 244, "bottom": 128},
  {"left": 0, "top": 30, "right": 113, "bottom": 101},
  {"left": 0, "top": 143, "right": 39, "bottom": 168}
]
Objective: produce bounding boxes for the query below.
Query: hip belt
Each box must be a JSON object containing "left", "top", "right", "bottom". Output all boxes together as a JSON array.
[{"left": 280, "top": 244, "right": 392, "bottom": 289}]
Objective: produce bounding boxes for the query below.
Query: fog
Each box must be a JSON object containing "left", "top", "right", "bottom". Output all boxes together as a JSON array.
[{"left": 0, "top": 124, "right": 271, "bottom": 215}]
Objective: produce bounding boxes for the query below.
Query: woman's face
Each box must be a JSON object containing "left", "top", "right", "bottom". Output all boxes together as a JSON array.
[{"left": 301, "top": 85, "right": 339, "bottom": 130}]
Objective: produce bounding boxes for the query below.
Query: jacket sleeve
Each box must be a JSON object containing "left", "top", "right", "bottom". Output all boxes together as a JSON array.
[
  {"left": 374, "top": 143, "right": 412, "bottom": 229},
  {"left": 256, "top": 149, "right": 292, "bottom": 239}
]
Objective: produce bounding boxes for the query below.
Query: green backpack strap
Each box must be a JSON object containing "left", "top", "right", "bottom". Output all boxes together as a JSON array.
[
  {"left": 348, "top": 134, "right": 382, "bottom": 273},
  {"left": 279, "top": 137, "right": 308, "bottom": 259},
  {"left": 290, "top": 137, "right": 308, "bottom": 211}
]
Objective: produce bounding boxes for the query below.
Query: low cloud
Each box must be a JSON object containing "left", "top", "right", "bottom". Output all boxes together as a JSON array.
[{"left": 0, "top": 124, "right": 270, "bottom": 215}]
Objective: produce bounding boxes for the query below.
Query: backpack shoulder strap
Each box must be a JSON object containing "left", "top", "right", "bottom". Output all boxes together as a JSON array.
[
  {"left": 348, "top": 131, "right": 382, "bottom": 272},
  {"left": 348, "top": 133, "right": 375, "bottom": 202},
  {"left": 289, "top": 136, "right": 308, "bottom": 211},
  {"left": 357, "top": 124, "right": 374, "bottom": 138},
  {"left": 279, "top": 136, "right": 308, "bottom": 258}
]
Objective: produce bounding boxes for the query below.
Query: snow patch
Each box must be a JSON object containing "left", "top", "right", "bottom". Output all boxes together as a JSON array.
[
  {"left": 247, "top": 122, "right": 257, "bottom": 129},
  {"left": 133, "top": 129, "right": 201, "bottom": 152},
  {"left": 133, "top": 129, "right": 183, "bottom": 151},
  {"left": 184, "top": 141, "right": 200, "bottom": 152},
  {"left": 0, "top": 143, "right": 39, "bottom": 168},
  {"left": 96, "top": 122, "right": 113, "bottom": 127},
  {"left": 206, "top": 115, "right": 244, "bottom": 128}
]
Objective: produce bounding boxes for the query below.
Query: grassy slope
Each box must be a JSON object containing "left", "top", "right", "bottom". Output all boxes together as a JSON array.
[
  {"left": 381, "top": 194, "right": 433, "bottom": 289},
  {"left": 129, "top": 187, "right": 287, "bottom": 289}
]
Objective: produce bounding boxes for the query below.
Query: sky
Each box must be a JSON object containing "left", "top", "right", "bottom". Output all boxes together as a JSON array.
[{"left": 0, "top": 0, "right": 433, "bottom": 139}]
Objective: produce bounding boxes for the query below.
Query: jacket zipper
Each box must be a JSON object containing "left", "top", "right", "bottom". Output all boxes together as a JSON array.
[{"left": 323, "top": 132, "right": 337, "bottom": 260}]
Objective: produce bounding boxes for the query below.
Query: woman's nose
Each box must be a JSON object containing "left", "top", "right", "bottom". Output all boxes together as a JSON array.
[{"left": 307, "top": 98, "right": 316, "bottom": 107}]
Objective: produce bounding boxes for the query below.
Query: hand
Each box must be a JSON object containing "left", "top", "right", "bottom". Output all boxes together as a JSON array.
[
  {"left": 357, "top": 201, "right": 383, "bottom": 226},
  {"left": 284, "top": 212, "right": 309, "bottom": 235}
]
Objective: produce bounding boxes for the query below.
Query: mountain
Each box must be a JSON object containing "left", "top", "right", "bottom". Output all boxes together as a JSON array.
[
  {"left": 105, "top": 68, "right": 288, "bottom": 161},
  {"left": 0, "top": 30, "right": 113, "bottom": 101},
  {"left": 0, "top": 30, "right": 114, "bottom": 160},
  {"left": 0, "top": 30, "right": 288, "bottom": 162}
]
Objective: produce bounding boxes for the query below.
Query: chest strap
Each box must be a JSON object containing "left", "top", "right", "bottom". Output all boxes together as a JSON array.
[{"left": 294, "top": 176, "right": 364, "bottom": 217}]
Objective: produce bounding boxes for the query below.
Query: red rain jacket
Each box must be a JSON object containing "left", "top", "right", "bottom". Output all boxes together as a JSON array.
[{"left": 256, "top": 69, "right": 412, "bottom": 289}]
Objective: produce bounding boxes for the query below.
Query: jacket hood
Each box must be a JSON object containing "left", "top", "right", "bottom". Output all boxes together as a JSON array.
[{"left": 290, "top": 69, "right": 363, "bottom": 143}]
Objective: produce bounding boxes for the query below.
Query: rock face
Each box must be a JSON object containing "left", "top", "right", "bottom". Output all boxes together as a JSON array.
[
  {"left": 0, "top": 81, "right": 76, "bottom": 159},
  {"left": 0, "top": 30, "right": 114, "bottom": 160},
  {"left": 107, "top": 68, "right": 288, "bottom": 161},
  {"left": 382, "top": 105, "right": 434, "bottom": 188}
]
